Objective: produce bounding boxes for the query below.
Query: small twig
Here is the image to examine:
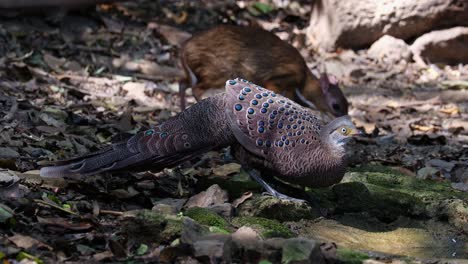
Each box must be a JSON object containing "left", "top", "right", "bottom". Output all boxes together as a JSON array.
[
  {"left": 100, "top": 210, "right": 124, "bottom": 216},
  {"left": 34, "top": 199, "right": 79, "bottom": 216}
]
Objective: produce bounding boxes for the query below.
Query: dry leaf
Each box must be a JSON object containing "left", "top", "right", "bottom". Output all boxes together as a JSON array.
[
  {"left": 8, "top": 234, "right": 53, "bottom": 250},
  {"left": 212, "top": 163, "right": 242, "bottom": 177}
]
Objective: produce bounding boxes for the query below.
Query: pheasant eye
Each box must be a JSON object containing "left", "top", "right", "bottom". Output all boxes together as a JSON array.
[{"left": 340, "top": 127, "right": 347, "bottom": 134}]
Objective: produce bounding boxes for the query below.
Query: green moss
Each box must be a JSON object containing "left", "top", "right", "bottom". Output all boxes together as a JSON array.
[
  {"left": 326, "top": 164, "right": 468, "bottom": 224},
  {"left": 122, "top": 210, "right": 184, "bottom": 244},
  {"left": 349, "top": 164, "right": 465, "bottom": 200},
  {"left": 237, "top": 195, "right": 318, "bottom": 222},
  {"left": 161, "top": 217, "right": 184, "bottom": 241},
  {"left": 184, "top": 207, "right": 229, "bottom": 230},
  {"left": 232, "top": 216, "right": 294, "bottom": 238},
  {"left": 336, "top": 248, "right": 369, "bottom": 264},
  {"left": 209, "top": 226, "right": 231, "bottom": 234}
]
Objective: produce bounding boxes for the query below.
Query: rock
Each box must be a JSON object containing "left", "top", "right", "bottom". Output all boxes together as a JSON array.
[
  {"left": 263, "top": 238, "right": 287, "bottom": 262},
  {"left": 195, "top": 174, "right": 261, "bottom": 199},
  {"left": 152, "top": 198, "right": 187, "bottom": 215},
  {"left": 121, "top": 210, "right": 183, "bottom": 245},
  {"left": 209, "top": 203, "right": 234, "bottom": 219},
  {"left": 0, "top": 147, "right": 20, "bottom": 158},
  {"left": 411, "top": 27, "right": 468, "bottom": 66},
  {"left": 294, "top": 217, "right": 467, "bottom": 260},
  {"left": 232, "top": 216, "right": 294, "bottom": 239},
  {"left": 212, "top": 163, "right": 241, "bottom": 177},
  {"left": 231, "top": 226, "right": 262, "bottom": 247},
  {"left": 192, "top": 234, "right": 233, "bottom": 263},
  {"left": 231, "top": 226, "right": 263, "bottom": 262},
  {"left": 0, "top": 170, "right": 23, "bottom": 198},
  {"left": 367, "top": 35, "right": 411, "bottom": 64},
  {"left": 185, "top": 184, "right": 228, "bottom": 208},
  {"left": 237, "top": 195, "right": 317, "bottom": 222},
  {"left": 307, "top": 0, "right": 468, "bottom": 50},
  {"left": 444, "top": 199, "right": 468, "bottom": 233},
  {"left": 184, "top": 207, "right": 230, "bottom": 231},
  {"left": 416, "top": 166, "right": 440, "bottom": 180},
  {"left": 342, "top": 165, "right": 468, "bottom": 231},
  {"left": 451, "top": 182, "right": 468, "bottom": 192},
  {"left": 180, "top": 218, "right": 211, "bottom": 245},
  {"left": 281, "top": 238, "right": 325, "bottom": 264},
  {"left": 319, "top": 242, "right": 338, "bottom": 262}
]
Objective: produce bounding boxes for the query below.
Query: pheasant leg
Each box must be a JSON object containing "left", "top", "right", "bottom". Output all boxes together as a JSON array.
[{"left": 247, "top": 169, "right": 307, "bottom": 203}]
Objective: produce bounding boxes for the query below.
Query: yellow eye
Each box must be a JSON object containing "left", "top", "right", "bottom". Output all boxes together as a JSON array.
[{"left": 339, "top": 126, "right": 348, "bottom": 135}]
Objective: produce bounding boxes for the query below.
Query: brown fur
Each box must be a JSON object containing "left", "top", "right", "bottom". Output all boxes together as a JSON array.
[{"left": 179, "top": 25, "right": 347, "bottom": 116}]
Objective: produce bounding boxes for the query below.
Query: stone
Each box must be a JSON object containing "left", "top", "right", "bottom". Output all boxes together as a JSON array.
[
  {"left": 152, "top": 198, "right": 187, "bottom": 215},
  {"left": 231, "top": 226, "right": 263, "bottom": 262},
  {"left": 307, "top": 0, "right": 468, "bottom": 50},
  {"left": 208, "top": 203, "right": 234, "bottom": 219},
  {"left": 232, "top": 216, "right": 294, "bottom": 239},
  {"left": 192, "top": 234, "right": 233, "bottom": 263},
  {"left": 0, "top": 147, "right": 20, "bottom": 158},
  {"left": 180, "top": 218, "right": 211, "bottom": 245},
  {"left": 281, "top": 238, "right": 325, "bottom": 264},
  {"left": 185, "top": 184, "right": 229, "bottom": 209},
  {"left": 231, "top": 226, "right": 262, "bottom": 247},
  {"left": 416, "top": 166, "right": 440, "bottom": 180},
  {"left": 184, "top": 207, "right": 229, "bottom": 231},
  {"left": 121, "top": 210, "right": 183, "bottom": 245},
  {"left": 367, "top": 35, "right": 411, "bottom": 64},
  {"left": 411, "top": 27, "right": 468, "bottom": 66},
  {"left": 444, "top": 199, "right": 468, "bottom": 233},
  {"left": 237, "top": 195, "right": 317, "bottom": 222},
  {"left": 263, "top": 238, "right": 287, "bottom": 262}
]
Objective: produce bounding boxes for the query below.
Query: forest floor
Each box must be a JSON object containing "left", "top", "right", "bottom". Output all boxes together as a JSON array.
[{"left": 0, "top": 1, "right": 467, "bottom": 263}]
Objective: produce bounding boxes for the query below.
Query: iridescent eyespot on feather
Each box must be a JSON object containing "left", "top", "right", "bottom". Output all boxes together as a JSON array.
[
  {"left": 160, "top": 132, "right": 168, "bottom": 138},
  {"left": 235, "top": 104, "right": 243, "bottom": 111},
  {"left": 256, "top": 138, "right": 263, "bottom": 146},
  {"left": 229, "top": 80, "right": 237, "bottom": 85},
  {"left": 145, "top": 129, "right": 154, "bottom": 136}
]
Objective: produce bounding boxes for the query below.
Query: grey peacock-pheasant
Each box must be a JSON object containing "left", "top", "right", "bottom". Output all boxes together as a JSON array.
[{"left": 40, "top": 79, "right": 361, "bottom": 201}]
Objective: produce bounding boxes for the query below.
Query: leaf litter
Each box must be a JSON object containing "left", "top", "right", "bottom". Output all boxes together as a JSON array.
[{"left": 0, "top": 0, "right": 467, "bottom": 263}]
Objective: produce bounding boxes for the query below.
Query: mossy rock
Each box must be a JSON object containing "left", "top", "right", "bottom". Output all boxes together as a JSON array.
[
  {"left": 237, "top": 195, "right": 319, "bottom": 222},
  {"left": 348, "top": 164, "right": 467, "bottom": 224},
  {"left": 348, "top": 164, "right": 466, "bottom": 201},
  {"left": 331, "top": 182, "right": 426, "bottom": 222},
  {"left": 302, "top": 164, "right": 467, "bottom": 227},
  {"left": 184, "top": 207, "right": 230, "bottom": 232},
  {"left": 121, "top": 209, "right": 183, "bottom": 244},
  {"left": 232, "top": 216, "right": 294, "bottom": 238}
]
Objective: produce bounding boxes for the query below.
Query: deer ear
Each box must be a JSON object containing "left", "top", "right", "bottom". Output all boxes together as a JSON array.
[
  {"left": 328, "top": 74, "right": 339, "bottom": 85},
  {"left": 319, "top": 73, "right": 330, "bottom": 92}
]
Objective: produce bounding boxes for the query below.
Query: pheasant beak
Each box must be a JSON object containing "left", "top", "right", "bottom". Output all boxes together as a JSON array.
[{"left": 349, "top": 128, "right": 364, "bottom": 136}]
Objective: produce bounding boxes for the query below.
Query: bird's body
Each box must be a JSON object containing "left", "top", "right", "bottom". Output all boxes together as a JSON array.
[
  {"left": 180, "top": 25, "right": 349, "bottom": 117},
  {"left": 41, "top": 79, "right": 359, "bottom": 196}
]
